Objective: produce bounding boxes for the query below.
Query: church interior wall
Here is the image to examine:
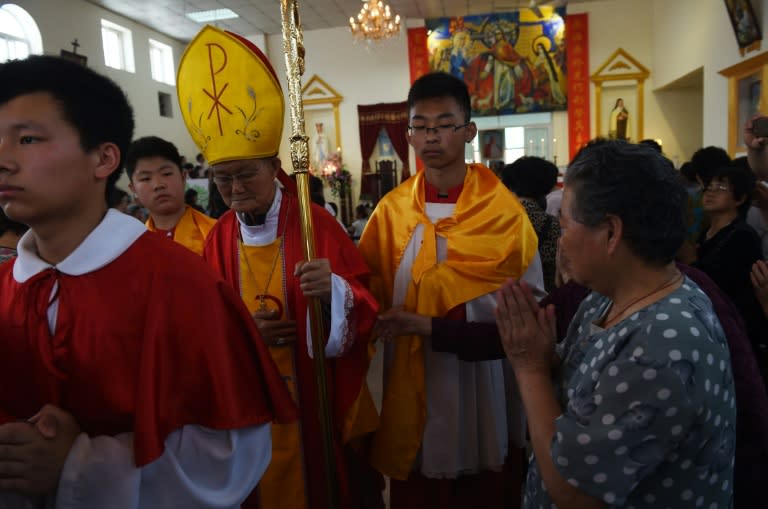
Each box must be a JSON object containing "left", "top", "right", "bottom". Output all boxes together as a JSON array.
[
  {"left": 265, "top": 26, "right": 413, "bottom": 204},
  {"left": 10, "top": 0, "right": 197, "bottom": 163},
  {"left": 17, "top": 0, "right": 768, "bottom": 195}
]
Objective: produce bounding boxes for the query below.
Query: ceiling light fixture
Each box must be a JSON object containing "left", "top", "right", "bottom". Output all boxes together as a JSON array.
[
  {"left": 349, "top": 0, "right": 401, "bottom": 42},
  {"left": 186, "top": 8, "right": 239, "bottom": 23}
]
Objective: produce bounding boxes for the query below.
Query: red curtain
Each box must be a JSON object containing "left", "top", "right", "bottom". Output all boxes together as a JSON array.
[{"left": 357, "top": 102, "right": 410, "bottom": 177}]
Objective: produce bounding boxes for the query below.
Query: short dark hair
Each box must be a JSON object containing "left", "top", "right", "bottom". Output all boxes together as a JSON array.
[
  {"left": 679, "top": 161, "right": 696, "bottom": 182},
  {"left": 701, "top": 158, "right": 756, "bottom": 217},
  {"left": 690, "top": 146, "right": 731, "bottom": 182},
  {"left": 638, "top": 139, "right": 662, "bottom": 153},
  {"left": 0, "top": 55, "right": 134, "bottom": 201},
  {"left": 107, "top": 188, "right": 129, "bottom": 208},
  {"left": 125, "top": 136, "right": 183, "bottom": 180},
  {"left": 0, "top": 208, "right": 28, "bottom": 237},
  {"left": 501, "top": 157, "right": 559, "bottom": 204},
  {"left": 565, "top": 140, "right": 687, "bottom": 266},
  {"left": 407, "top": 72, "right": 471, "bottom": 122}
]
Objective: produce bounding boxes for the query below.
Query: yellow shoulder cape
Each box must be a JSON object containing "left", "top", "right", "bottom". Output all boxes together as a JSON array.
[
  {"left": 358, "top": 163, "right": 538, "bottom": 479},
  {"left": 147, "top": 206, "right": 217, "bottom": 256}
]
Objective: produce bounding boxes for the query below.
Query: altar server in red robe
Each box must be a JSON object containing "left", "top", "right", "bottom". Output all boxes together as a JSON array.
[
  {"left": 0, "top": 54, "right": 296, "bottom": 509},
  {"left": 177, "top": 26, "right": 380, "bottom": 509}
]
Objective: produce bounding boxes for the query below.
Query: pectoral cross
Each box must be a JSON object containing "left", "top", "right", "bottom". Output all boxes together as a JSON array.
[{"left": 255, "top": 293, "right": 284, "bottom": 317}]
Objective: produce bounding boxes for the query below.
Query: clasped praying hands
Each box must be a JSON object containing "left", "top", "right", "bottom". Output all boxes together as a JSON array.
[
  {"left": 495, "top": 279, "right": 557, "bottom": 374},
  {"left": 0, "top": 404, "right": 80, "bottom": 497}
]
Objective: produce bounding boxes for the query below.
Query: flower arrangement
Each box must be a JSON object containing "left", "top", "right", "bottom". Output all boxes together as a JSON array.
[{"left": 322, "top": 152, "right": 352, "bottom": 198}]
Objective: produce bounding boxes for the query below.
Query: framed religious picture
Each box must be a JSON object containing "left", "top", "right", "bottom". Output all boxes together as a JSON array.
[
  {"left": 480, "top": 129, "right": 504, "bottom": 162},
  {"left": 719, "top": 51, "right": 768, "bottom": 156},
  {"left": 724, "top": 0, "right": 762, "bottom": 55}
]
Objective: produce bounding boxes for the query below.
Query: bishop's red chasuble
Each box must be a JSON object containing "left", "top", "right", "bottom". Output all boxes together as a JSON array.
[{"left": 204, "top": 192, "right": 380, "bottom": 509}]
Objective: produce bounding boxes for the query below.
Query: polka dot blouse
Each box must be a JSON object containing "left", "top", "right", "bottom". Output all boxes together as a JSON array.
[{"left": 525, "top": 277, "right": 736, "bottom": 509}]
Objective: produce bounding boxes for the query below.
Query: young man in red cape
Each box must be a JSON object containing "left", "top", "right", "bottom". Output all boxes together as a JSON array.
[
  {"left": 0, "top": 55, "right": 296, "bottom": 508},
  {"left": 177, "top": 26, "right": 381, "bottom": 509},
  {"left": 358, "top": 72, "right": 543, "bottom": 508}
]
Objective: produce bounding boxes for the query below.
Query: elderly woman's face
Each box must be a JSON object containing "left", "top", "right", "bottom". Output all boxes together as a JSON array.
[{"left": 558, "top": 187, "right": 608, "bottom": 286}]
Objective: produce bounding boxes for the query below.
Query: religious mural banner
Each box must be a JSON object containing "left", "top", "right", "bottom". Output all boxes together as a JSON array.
[{"left": 425, "top": 7, "right": 566, "bottom": 116}]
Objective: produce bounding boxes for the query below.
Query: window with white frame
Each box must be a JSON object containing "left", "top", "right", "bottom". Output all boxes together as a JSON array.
[
  {"left": 101, "top": 19, "right": 135, "bottom": 72},
  {"left": 148, "top": 39, "right": 175, "bottom": 86},
  {"left": 0, "top": 4, "right": 43, "bottom": 63}
]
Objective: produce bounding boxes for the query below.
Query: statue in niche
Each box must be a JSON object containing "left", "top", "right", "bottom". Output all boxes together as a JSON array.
[
  {"left": 312, "top": 122, "right": 333, "bottom": 171},
  {"left": 609, "top": 98, "right": 630, "bottom": 140}
]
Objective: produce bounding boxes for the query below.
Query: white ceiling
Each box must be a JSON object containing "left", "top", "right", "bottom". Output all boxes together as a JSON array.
[{"left": 84, "top": 0, "right": 598, "bottom": 42}]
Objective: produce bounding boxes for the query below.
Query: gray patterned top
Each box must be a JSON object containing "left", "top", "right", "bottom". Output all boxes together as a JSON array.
[{"left": 525, "top": 276, "right": 735, "bottom": 509}]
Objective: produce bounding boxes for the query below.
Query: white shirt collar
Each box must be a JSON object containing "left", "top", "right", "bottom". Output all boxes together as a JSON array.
[
  {"left": 13, "top": 209, "right": 147, "bottom": 283},
  {"left": 237, "top": 181, "right": 281, "bottom": 246}
]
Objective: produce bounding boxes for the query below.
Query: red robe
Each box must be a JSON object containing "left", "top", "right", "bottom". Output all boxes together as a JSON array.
[
  {"left": 203, "top": 193, "right": 380, "bottom": 509},
  {"left": 0, "top": 232, "right": 297, "bottom": 467}
]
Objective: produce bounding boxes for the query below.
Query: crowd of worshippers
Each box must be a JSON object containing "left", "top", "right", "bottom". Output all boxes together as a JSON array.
[
  {"left": 101, "top": 153, "right": 372, "bottom": 246},
  {"left": 1, "top": 26, "right": 768, "bottom": 509}
]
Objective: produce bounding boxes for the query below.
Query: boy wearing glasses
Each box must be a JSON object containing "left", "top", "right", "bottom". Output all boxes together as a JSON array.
[
  {"left": 126, "top": 136, "right": 216, "bottom": 255},
  {"left": 0, "top": 55, "right": 296, "bottom": 508},
  {"left": 692, "top": 160, "right": 767, "bottom": 378},
  {"left": 179, "top": 27, "right": 381, "bottom": 508},
  {"left": 358, "top": 72, "right": 542, "bottom": 507}
]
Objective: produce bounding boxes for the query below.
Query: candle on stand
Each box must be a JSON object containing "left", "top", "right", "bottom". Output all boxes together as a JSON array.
[
  {"left": 528, "top": 138, "right": 533, "bottom": 155},
  {"left": 540, "top": 138, "right": 545, "bottom": 158},
  {"left": 553, "top": 137, "right": 558, "bottom": 165}
]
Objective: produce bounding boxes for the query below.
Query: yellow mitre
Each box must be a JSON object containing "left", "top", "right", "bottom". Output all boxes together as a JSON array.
[{"left": 177, "top": 25, "right": 284, "bottom": 165}]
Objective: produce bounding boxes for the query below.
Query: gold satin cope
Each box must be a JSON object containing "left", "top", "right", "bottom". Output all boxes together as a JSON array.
[{"left": 359, "top": 163, "right": 539, "bottom": 479}]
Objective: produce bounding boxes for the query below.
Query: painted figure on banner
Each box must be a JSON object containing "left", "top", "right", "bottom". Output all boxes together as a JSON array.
[
  {"left": 532, "top": 39, "right": 566, "bottom": 106},
  {"left": 449, "top": 30, "right": 471, "bottom": 79},
  {"left": 488, "top": 25, "right": 534, "bottom": 111},
  {"left": 609, "top": 98, "right": 630, "bottom": 140}
]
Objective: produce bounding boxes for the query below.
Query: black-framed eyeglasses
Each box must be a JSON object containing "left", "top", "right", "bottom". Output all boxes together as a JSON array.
[{"left": 407, "top": 122, "right": 471, "bottom": 137}]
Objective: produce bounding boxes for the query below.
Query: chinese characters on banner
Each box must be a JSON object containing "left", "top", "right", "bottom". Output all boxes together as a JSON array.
[
  {"left": 407, "top": 27, "right": 430, "bottom": 171},
  {"left": 407, "top": 27, "right": 430, "bottom": 84},
  {"left": 566, "top": 13, "right": 590, "bottom": 161}
]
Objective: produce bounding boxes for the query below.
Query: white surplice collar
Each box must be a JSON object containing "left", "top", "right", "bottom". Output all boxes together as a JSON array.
[
  {"left": 237, "top": 181, "right": 282, "bottom": 247},
  {"left": 13, "top": 209, "right": 147, "bottom": 283}
]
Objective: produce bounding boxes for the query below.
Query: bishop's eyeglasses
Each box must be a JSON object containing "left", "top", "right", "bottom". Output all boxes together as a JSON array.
[{"left": 212, "top": 171, "right": 259, "bottom": 186}]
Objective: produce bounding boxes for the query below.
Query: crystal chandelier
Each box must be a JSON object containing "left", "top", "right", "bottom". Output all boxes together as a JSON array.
[{"left": 349, "top": 0, "right": 402, "bottom": 42}]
